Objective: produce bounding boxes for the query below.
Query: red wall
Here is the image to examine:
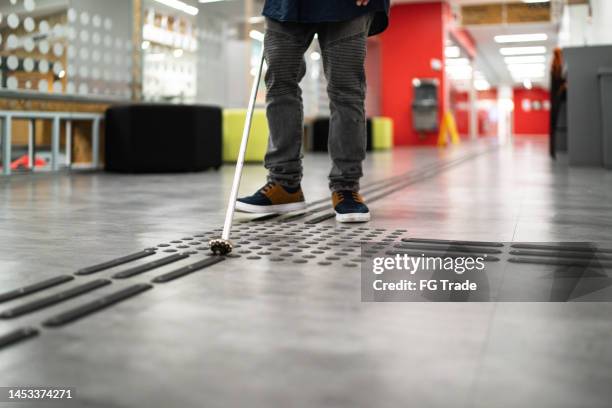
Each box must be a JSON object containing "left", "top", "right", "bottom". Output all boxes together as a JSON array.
[
  {"left": 380, "top": 2, "right": 446, "bottom": 146},
  {"left": 513, "top": 87, "right": 550, "bottom": 135}
]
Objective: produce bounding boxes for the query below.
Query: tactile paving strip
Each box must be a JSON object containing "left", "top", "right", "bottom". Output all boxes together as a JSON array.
[
  {"left": 43, "top": 284, "right": 154, "bottom": 328},
  {"left": 251, "top": 147, "right": 496, "bottom": 224},
  {"left": 0, "top": 223, "right": 410, "bottom": 351},
  {"left": 0, "top": 327, "right": 39, "bottom": 349},
  {"left": 0, "top": 275, "right": 75, "bottom": 304},
  {"left": 0, "top": 279, "right": 112, "bottom": 319},
  {"left": 76, "top": 250, "right": 156, "bottom": 275},
  {"left": 2, "top": 228, "right": 612, "bottom": 351}
]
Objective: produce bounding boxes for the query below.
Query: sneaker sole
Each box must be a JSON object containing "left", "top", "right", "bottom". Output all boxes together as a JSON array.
[
  {"left": 235, "top": 201, "right": 307, "bottom": 214},
  {"left": 335, "top": 212, "right": 371, "bottom": 223}
]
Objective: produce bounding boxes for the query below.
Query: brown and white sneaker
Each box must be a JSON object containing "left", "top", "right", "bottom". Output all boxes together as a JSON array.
[
  {"left": 236, "top": 182, "right": 306, "bottom": 214},
  {"left": 332, "top": 190, "right": 371, "bottom": 223}
]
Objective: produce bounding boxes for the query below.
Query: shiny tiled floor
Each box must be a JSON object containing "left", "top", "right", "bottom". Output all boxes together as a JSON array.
[{"left": 1, "top": 137, "right": 611, "bottom": 408}]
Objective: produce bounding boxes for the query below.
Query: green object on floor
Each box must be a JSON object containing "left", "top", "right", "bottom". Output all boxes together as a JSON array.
[
  {"left": 371, "top": 117, "right": 394, "bottom": 150},
  {"left": 223, "top": 109, "right": 269, "bottom": 162}
]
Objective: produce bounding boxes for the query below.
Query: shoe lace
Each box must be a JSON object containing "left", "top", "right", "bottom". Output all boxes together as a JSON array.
[
  {"left": 336, "top": 191, "right": 362, "bottom": 203},
  {"left": 261, "top": 182, "right": 275, "bottom": 194}
]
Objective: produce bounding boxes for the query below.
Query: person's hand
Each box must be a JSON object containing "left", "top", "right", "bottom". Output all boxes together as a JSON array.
[{"left": 356, "top": 0, "right": 370, "bottom": 6}]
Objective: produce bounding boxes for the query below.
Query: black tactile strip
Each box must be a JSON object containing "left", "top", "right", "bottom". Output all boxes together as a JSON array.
[
  {"left": 509, "top": 249, "right": 612, "bottom": 261},
  {"left": 396, "top": 239, "right": 612, "bottom": 268},
  {"left": 42, "top": 284, "right": 154, "bottom": 328},
  {"left": 508, "top": 243, "right": 612, "bottom": 267},
  {"left": 113, "top": 253, "right": 190, "bottom": 279},
  {"left": 305, "top": 213, "right": 336, "bottom": 224},
  {"left": 395, "top": 243, "right": 503, "bottom": 255},
  {"left": 510, "top": 243, "right": 612, "bottom": 254},
  {"left": 508, "top": 257, "right": 612, "bottom": 269},
  {"left": 0, "top": 327, "right": 39, "bottom": 349},
  {"left": 250, "top": 213, "right": 281, "bottom": 222},
  {"left": 152, "top": 257, "right": 225, "bottom": 283},
  {"left": 389, "top": 249, "right": 501, "bottom": 262},
  {"left": 76, "top": 250, "right": 156, "bottom": 275},
  {"left": 402, "top": 238, "right": 504, "bottom": 248},
  {"left": 281, "top": 212, "right": 313, "bottom": 222},
  {"left": 0, "top": 279, "right": 112, "bottom": 319},
  {"left": 0, "top": 275, "right": 75, "bottom": 304}
]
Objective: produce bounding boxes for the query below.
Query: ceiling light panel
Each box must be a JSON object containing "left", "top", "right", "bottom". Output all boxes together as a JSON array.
[
  {"left": 504, "top": 55, "right": 546, "bottom": 64},
  {"left": 445, "top": 46, "right": 461, "bottom": 58},
  {"left": 445, "top": 58, "right": 470, "bottom": 66},
  {"left": 500, "top": 46, "right": 547, "bottom": 56},
  {"left": 494, "top": 33, "right": 548, "bottom": 43}
]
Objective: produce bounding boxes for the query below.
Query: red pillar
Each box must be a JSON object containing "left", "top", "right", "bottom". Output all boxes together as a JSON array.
[{"left": 380, "top": 1, "right": 447, "bottom": 146}]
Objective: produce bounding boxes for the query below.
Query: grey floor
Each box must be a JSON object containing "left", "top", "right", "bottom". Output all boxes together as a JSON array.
[{"left": 1, "top": 137, "right": 612, "bottom": 408}]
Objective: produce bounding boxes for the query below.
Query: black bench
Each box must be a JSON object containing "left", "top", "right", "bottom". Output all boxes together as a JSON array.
[{"left": 105, "top": 104, "right": 222, "bottom": 173}]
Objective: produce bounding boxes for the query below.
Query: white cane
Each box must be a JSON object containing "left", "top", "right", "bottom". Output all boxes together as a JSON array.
[{"left": 210, "top": 48, "right": 265, "bottom": 255}]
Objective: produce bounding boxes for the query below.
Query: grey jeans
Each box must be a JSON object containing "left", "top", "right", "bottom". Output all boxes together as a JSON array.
[{"left": 263, "top": 13, "right": 373, "bottom": 192}]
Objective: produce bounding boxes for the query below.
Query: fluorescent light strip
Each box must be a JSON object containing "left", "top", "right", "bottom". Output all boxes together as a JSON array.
[
  {"left": 511, "top": 71, "right": 545, "bottom": 78},
  {"left": 153, "top": 0, "right": 199, "bottom": 15},
  {"left": 510, "top": 72, "right": 545, "bottom": 77},
  {"left": 445, "top": 57, "right": 470, "bottom": 66},
  {"left": 512, "top": 75, "right": 545, "bottom": 80},
  {"left": 494, "top": 33, "right": 548, "bottom": 43},
  {"left": 500, "top": 46, "right": 546, "bottom": 56},
  {"left": 504, "top": 55, "right": 546, "bottom": 64},
  {"left": 445, "top": 46, "right": 460, "bottom": 58},
  {"left": 507, "top": 63, "right": 545, "bottom": 71},
  {"left": 446, "top": 65, "right": 472, "bottom": 73},
  {"left": 508, "top": 71, "right": 546, "bottom": 77}
]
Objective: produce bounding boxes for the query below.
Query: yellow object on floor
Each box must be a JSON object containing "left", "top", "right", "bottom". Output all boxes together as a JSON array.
[
  {"left": 371, "top": 117, "right": 394, "bottom": 150},
  {"left": 223, "top": 109, "right": 269, "bottom": 162},
  {"left": 437, "top": 111, "right": 461, "bottom": 147}
]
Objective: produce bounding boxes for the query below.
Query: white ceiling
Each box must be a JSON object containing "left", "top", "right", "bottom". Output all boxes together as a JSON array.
[
  {"left": 395, "top": 1, "right": 559, "bottom": 88},
  {"left": 466, "top": 21, "right": 557, "bottom": 88}
]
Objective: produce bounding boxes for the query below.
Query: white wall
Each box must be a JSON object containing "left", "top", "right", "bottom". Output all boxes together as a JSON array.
[
  {"left": 223, "top": 40, "right": 250, "bottom": 108},
  {"left": 560, "top": 1, "right": 612, "bottom": 47},
  {"left": 589, "top": 0, "right": 612, "bottom": 45},
  {"left": 195, "top": 13, "right": 234, "bottom": 106}
]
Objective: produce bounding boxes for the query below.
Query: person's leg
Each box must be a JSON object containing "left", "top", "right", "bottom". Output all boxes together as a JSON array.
[
  {"left": 318, "top": 13, "right": 372, "bottom": 193},
  {"left": 318, "top": 14, "right": 373, "bottom": 222},
  {"left": 235, "top": 19, "right": 315, "bottom": 214},
  {"left": 264, "top": 18, "right": 316, "bottom": 188}
]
